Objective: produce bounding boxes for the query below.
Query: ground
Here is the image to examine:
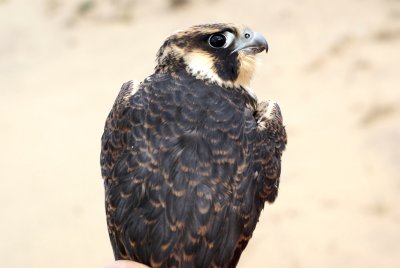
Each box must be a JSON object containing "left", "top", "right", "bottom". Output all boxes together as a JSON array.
[{"left": 0, "top": 0, "right": 399, "bottom": 267}]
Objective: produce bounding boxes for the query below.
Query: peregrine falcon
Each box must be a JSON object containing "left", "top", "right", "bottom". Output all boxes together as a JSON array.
[{"left": 101, "top": 23, "right": 287, "bottom": 267}]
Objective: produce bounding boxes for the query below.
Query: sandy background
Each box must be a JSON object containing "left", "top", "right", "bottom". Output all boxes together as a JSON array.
[{"left": 1, "top": 0, "right": 400, "bottom": 267}]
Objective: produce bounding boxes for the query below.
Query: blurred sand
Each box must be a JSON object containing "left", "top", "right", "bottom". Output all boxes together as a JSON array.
[{"left": 1, "top": 0, "right": 400, "bottom": 267}]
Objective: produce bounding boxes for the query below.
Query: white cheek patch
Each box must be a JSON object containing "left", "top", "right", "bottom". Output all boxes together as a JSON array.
[
  {"left": 185, "top": 50, "right": 221, "bottom": 82},
  {"left": 184, "top": 49, "right": 259, "bottom": 89},
  {"left": 184, "top": 50, "right": 238, "bottom": 88}
]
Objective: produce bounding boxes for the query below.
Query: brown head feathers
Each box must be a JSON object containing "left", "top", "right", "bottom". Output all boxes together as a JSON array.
[{"left": 155, "top": 23, "right": 268, "bottom": 89}]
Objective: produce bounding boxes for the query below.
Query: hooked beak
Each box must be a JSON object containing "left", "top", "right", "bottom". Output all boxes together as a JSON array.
[{"left": 231, "top": 30, "right": 268, "bottom": 55}]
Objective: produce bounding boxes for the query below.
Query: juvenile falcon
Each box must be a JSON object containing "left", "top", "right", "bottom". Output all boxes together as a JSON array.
[{"left": 101, "top": 23, "right": 287, "bottom": 268}]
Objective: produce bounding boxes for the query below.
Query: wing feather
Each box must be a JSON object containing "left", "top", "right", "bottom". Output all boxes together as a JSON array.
[{"left": 100, "top": 72, "right": 287, "bottom": 267}]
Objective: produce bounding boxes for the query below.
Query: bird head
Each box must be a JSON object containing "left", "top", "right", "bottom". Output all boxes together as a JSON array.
[{"left": 155, "top": 23, "right": 268, "bottom": 89}]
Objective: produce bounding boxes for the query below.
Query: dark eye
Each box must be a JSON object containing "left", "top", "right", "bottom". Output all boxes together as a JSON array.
[{"left": 208, "top": 33, "right": 226, "bottom": 48}]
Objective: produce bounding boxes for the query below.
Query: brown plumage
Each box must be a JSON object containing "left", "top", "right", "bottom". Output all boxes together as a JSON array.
[{"left": 100, "top": 23, "right": 287, "bottom": 267}]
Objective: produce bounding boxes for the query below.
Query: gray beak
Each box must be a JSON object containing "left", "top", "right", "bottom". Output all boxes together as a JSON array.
[{"left": 231, "top": 30, "right": 268, "bottom": 55}]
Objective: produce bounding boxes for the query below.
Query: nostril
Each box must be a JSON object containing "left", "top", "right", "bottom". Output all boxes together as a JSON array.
[{"left": 244, "top": 33, "right": 251, "bottom": 39}]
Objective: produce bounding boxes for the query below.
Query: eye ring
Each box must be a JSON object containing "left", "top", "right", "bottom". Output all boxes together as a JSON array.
[
  {"left": 208, "top": 33, "right": 226, "bottom": 48},
  {"left": 208, "top": 31, "right": 236, "bottom": 49}
]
